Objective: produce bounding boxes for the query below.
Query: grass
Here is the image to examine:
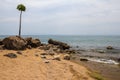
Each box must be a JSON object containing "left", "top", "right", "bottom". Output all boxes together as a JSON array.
[{"left": 89, "top": 71, "right": 105, "bottom": 80}]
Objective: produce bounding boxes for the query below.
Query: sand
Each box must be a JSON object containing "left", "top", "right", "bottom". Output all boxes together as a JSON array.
[{"left": 0, "top": 48, "right": 94, "bottom": 80}]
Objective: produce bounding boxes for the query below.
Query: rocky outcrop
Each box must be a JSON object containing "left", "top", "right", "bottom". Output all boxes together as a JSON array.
[
  {"left": 48, "top": 39, "right": 70, "bottom": 50},
  {"left": 25, "top": 37, "right": 41, "bottom": 48},
  {"left": 3, "top": 36, "right": 27, "bottom": 50}
]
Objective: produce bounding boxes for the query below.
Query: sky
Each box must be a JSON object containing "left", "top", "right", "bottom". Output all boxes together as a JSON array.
[{"left": 0, "top": 0, "right": 120, "bottom": 35}]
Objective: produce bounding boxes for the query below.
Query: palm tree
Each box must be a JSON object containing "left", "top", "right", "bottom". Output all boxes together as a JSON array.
[{"left": 17, "top": 4, "right": 26, "bottom": 37}]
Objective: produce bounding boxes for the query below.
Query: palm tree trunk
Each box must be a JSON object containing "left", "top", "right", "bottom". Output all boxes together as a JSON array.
[{"left": 19, "top": 11, "right": 22, "bottom": 37}]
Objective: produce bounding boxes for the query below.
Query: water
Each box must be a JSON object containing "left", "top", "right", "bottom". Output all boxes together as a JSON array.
[
  {"left": 1, "top": 35, "right": 120, "bottom": 64},
  {"left": 0, "top": 35, "right": 120, "bottom": 49}
]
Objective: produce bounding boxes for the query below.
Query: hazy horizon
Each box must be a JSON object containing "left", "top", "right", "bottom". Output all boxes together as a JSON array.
[{"left": 0, "top": 0, "right": 120, "bottom": 35}]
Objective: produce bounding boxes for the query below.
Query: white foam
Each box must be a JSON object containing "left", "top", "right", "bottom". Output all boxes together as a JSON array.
[{"left": 80, "top": 57, "right": 119, "bottom": 65}]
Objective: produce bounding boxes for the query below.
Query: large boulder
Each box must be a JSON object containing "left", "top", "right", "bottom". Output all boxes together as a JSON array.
[
  {"left": 3, "top": 36, "right": 27, "bottom": 50},
  {"left": 48, "top": 39, "right": 70, "bottom": 50},
  {"left": 25, "top": 37, "right": 41, "bottom": 48}
]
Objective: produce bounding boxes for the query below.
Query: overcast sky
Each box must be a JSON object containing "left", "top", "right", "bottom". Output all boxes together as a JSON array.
[{"left": 0, "top": 0, "right": 120, "bottom": 35}]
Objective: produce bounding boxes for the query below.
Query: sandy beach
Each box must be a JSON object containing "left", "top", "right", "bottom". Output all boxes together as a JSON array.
[{"left": 0, "top": 48, "right": 94, "bottom": 80}]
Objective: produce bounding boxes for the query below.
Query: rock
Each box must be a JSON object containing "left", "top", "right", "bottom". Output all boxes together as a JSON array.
[
  {"left": 63, "top": 54, "right": 70, "bottom": 60},
  {"left": 48, "top": 39, "right": 70, "bottom": 50},
  {"left": 0, "top": 45, "right": 4, "bottom": 50},
  {"left": 25, "top": 37, "right": 41, "bottom": 48},
  {"left": 4, "top": 53, "right": 17, "bottom": 58},
  {"left": 66, "top": 50, "right": 76, "bottom": 54},
  {"left": 16, "top": 51, "right": 22, "bottom": 55},
  {"left": 27, "top": 45, "right": 32, "bottom": 49},
  {"left": 106, "top": 46, "right": 114, "bottom": 50},
  {"left": 47, "top": 48, "right": 55, "bottom": 56},
  {"left": 40, "top": 55, "right": 46, "bottom": 58},
  {"left": 44, "top": 60, "right": 50, "bottom": 63},
  {"left": 41, "top": 53, "right": 48, "bottom": 55},
  {"left": 118, "top": 58, "right": 120, "bottom": 62},
  {"left": 0, "top": 39, "right": 3, "bottom": 45},
  {"left": 34, "top": 53, "right": 39, "bottom": 57},
  {"left": 53, "top": 55, "right": 61, "bottom": 61},
  {"left": 80, "top": 58, "right": 88, "bottom": 61},
  {"left": 97, "top": 50, "right": 105, "bottom": 53},
  {"left": 3, "top": 36, "right": 27, "bottom": 50}
]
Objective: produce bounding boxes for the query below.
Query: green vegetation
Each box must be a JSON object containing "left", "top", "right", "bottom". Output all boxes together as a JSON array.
[
  {"left": 17, "top": 4, "right": 26, "bottom": 37},
  {"left": 89, "top": 71, "right": 105, "bottom": 80}
]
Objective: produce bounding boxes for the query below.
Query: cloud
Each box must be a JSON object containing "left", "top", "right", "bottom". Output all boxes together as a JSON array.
[{"left": 0, "top": 0, "right": 120, "bottom": 35}]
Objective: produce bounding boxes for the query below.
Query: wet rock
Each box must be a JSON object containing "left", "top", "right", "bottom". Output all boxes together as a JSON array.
[
  {"left": 4, "top": 53, "right": 17, "bottom": 58},
  {"left": 48, "top": 39, "right": 70, "bottom": 50},
  {"left": 53, "top": 55, "right": 61, "bottom": 61},
  {"left": 3, "top": 36, "right": 27, "bottom": 50},
  {"left": 80, "top": 58, "right": 88, "bottom": 61},
  {"left": 63, "top": 54, "right": 70, "bottom": 60},
  {"left": 106, "top": 46, "right": 114, "bottom": 50},
  {"left": 25, "top": 37, "right": 41, "bottom": 48},
  {"left": 16, "top": 51, "right": 22, "bottom": 55}
]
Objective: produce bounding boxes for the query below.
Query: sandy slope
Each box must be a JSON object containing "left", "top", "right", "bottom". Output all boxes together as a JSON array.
[{"left": 0, "top": 49, "right": 94, "bottom": 80}]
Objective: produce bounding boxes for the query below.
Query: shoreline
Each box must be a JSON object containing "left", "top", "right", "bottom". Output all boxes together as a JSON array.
[
  {"left": 0, "top": 36, "right": 120, "bottom": 80},
  {"left": 70, "top": 53, "right": 120, "bottom": 80}
]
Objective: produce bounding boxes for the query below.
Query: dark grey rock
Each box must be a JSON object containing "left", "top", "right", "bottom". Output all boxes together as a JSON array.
[
  {"left": 17, "top": 51, "right": 22, "bottom": 55},
  {"left": 25, "top": 37, "right": 41, "bottom": 48},
  {"left": 80, "top": 58, "right": 88, "bottom": 61},
  {"left": 4, "top": 53, "right": 17, "bottom": 58},
  {"left": 0, "top": 39, "right": 3, "bottom": 45},
  {"left": 48, "top": 39, "right": 70, "bottom": 50},
  {"left": 118, "top": 58, "right": 120, "bottom": 62},
  {"left": 41, "top": 53, "right": 48, "bottom": 55},
  {"left": 106, "top": 46, "right": 114, "bottom": 50}
]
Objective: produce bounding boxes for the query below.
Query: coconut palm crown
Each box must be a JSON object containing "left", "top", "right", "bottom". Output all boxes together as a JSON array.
[
  {"left": 17, "top": 4, "right": 26, "bottom": 11},
  {"left": 17, "top": 4, "right": 26, "bottom": 37}
]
